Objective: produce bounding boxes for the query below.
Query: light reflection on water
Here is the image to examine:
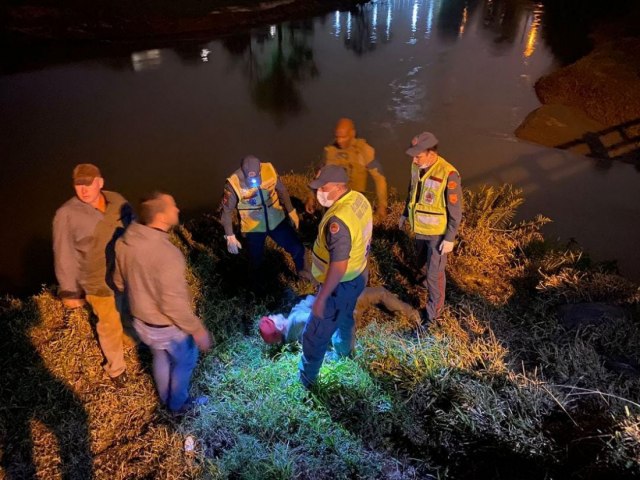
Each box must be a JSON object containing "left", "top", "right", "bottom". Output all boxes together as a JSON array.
[{"left": 0, "top": 0, "right": 639, "bottom": 294}]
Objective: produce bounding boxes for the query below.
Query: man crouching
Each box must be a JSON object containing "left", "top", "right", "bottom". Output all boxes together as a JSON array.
[{"left": 114, "top": 192, "right": 212, "bottom": 414}]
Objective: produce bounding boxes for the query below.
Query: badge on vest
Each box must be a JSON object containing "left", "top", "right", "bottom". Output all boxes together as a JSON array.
[{"left": 422, "top": 190, "right": 435, "bottom": 205}]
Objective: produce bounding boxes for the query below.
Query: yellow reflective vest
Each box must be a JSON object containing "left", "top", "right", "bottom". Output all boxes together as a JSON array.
[
  {"left": 312, "top": 190, "right": 372, "bottom": 283},
  {"left": 407, "top": 156, "right": 458, "bottom": 236},
  {"left": 227, "top": 162, "right": 285, "bottom": 233}
]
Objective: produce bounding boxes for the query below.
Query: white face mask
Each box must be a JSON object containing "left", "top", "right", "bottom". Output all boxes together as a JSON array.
[{"left": 316, "top": 188, "right": 335, "bottom": 208}]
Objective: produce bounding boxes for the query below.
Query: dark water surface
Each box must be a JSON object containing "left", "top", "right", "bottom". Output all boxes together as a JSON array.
[{"left": 1, "top": 0, "right": 639, "bottom": 295}]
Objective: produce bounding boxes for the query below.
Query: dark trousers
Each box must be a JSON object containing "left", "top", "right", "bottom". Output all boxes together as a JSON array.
[
  {"left": 299, "top": 272, "right": 366, "bottom": 387},
  {"left": 415, "top": 236, "right": 448, "bottom": 321},
  {"left": 245, "top": 219, "right": 305, "bottom": 273}
]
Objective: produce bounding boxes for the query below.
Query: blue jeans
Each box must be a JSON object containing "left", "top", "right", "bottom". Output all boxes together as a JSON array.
[
  {"left": 415, "top": 236, "right": 448, "bottom": 321},
  {"left": 299, "top": 273, "right": 366, "bottom": 387},
  {"left": 133, "top": 319, "right": 199, "bottom": 412},
  {"left": 245, "top": 219, "right": 305, "bottom": 272}
]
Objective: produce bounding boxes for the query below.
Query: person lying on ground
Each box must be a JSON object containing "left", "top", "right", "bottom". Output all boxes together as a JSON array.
[{"left": 259, "top": 286, "right": 420, "bottom": 346}]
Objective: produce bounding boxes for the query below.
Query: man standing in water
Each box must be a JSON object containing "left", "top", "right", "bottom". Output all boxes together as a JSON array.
[
  {"left": 114, "top": 192, "right": 213, "bottom": 413},
  {"left": 53, "top": 164, "right": 133, "bottom": 386},
  {"left": 398, "top": 132, "right": 463, "bottom": 325},
  {"left": 305, "top": 118, "right": 388, "bottom": 221},
  {"left": 299, "top": 165, "right": 372, "bottom": 389}
]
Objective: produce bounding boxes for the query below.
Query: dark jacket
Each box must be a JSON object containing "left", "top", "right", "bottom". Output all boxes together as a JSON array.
[{"left": 52, "top": 191, "right": 134, "bottom": 298}]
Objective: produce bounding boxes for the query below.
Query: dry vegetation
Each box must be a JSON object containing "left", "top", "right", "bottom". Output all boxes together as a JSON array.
[{"left": 1, "top": 176, "right": 639, "bottom": 479}]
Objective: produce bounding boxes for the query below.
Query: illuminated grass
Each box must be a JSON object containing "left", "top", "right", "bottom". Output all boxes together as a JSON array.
[{"left": 186, "top": 338, "right": 410, "bottom": 479}]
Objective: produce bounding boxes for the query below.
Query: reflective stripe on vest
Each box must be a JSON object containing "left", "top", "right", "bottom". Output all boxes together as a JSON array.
[
  {"left": 227, "top": 162, "right": 286, "bottom": 233},
  {"left": 312, "top": 190, "right": 372, "bottom": 283},
  {"left": 408, "top": 156, "right": 458, "bottom": 236}
]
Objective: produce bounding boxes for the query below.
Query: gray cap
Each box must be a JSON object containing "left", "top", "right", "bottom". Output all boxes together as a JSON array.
[
  {"left": 405, "top": 132, "right": 438, "bottom": 157},
  {"left": 241, "top": 155, "right": 261, "bottom": 186},
  {"left": 309, "top": 165, "right": 348, "bottom": 189}
]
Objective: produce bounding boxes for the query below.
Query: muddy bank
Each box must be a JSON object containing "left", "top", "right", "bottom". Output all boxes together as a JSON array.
[
  {"left": 2, "top": 0, "right": 365, "bottom": 42},
  {"left": 516, "top": 3, "right": 640, "bottom": 164}
]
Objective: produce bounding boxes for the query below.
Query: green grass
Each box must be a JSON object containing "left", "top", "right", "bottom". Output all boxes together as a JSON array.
[{"left": 2, "top": 179, "right": 640, "bottom": 478}]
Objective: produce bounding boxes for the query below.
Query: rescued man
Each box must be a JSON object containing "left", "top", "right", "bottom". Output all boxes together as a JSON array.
[
  {"left": 259, "top": 286, "right": 420, "bottom": 345},
  {"left": 53, "top": 163, "right": 133, "bottom": 387},
  {"left": 305, "top": 118, "right": 388, "bottom": 221},
  {"left": 299, "top": 165, "right": 373, "bottom": 388},
  {"left": 398, "top": 132, "right": 463, "bottom": 325},
  {"left": 221, "top": 155, "right": 310, "bottom": 285},
  {"left": 114, "top": 192, "right": 213, "bottom": 413}
]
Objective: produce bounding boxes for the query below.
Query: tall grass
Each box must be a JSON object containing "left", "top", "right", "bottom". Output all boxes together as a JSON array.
[{"left": 2, "top": 178, "right": 639, "bottom": 478}]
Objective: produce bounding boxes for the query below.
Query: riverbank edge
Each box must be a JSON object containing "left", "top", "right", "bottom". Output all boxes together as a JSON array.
[
  {"left": 515, "top": 8, "right": 640, "bottom": 162},
  {"left": 3, "top": 0, "right": 367, "bottom": 42}
]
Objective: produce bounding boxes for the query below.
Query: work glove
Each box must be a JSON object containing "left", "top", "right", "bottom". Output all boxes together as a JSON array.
[
  {"left": 439, "top": 240, "right": 454, "bottom": 255},
  {"left": 289, "top": 209, "right": 300, "bottom": 230},
  {"left": 225, "top": 234, "right": 242, "bottom": 254},
  {"left": 398, "top": 215, "right": 407, "bottom": 230}
]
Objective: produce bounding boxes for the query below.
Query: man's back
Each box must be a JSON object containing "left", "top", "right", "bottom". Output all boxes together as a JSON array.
[{"left": 115, "top": 222, "right": 201, "bottom": 334}]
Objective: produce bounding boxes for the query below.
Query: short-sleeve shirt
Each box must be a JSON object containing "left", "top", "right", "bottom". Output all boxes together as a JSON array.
[{"left": 325, "top": 216, "right": 352, "bottom": 262}]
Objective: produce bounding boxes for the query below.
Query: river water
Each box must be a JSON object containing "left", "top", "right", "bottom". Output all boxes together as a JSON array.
[{"left": 1, "top": 0, "right": 639, "bottom": 295}]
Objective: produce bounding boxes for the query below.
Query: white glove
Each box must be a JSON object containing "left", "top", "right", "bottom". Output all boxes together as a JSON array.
[
  {"left": 398, "top": 215, "right": 407, "bottom": 230},
  {"left": 289, "top": 209, "right": 300, "bottom": 230},
  {"left": 226, "top": 235, "right": 242, "bottom": 254},
  {"left": 439, "top": 240, "right": 454, "bottom": 255}
]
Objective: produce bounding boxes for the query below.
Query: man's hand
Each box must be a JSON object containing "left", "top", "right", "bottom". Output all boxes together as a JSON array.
[
  {"left": 62, "top": 298, "right": 86, "bottom": 309},
  {"left": 289, "top": 209, "right": 300, "bottom": 230},
  {"left": 193, "top": 327, "right": 213, "bottom": 352},
  {"left": 305, "top": 195, "right": 316, "bottom": 215},
  {"left": 439, "top": 240, "right": 454, "bottom": 255},
  {"left": 375, "top": 205, "right": 387, "bottom": 222},
  {"left": 226, "top": 235, "right": 242, "bottom": 254},
  {"left": 312, "top": 295, "right": 327, "bottom": 319},
  {"left": 398, "top": 215, "right": 407, "bottom": 230}
]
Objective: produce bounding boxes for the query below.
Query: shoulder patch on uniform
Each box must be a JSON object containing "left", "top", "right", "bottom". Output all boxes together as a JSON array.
[
  {"left": 448, "top": 180, "right": 457, "bottom": 190},
  {"left": 449, "top": 194, "right": 459, "bottom": 204},
  {"left": 329, "top": 222, "right": 340, "bottom": 234},
  {"left": 223, "top": 189, "right": 231, "bottom": 205}
]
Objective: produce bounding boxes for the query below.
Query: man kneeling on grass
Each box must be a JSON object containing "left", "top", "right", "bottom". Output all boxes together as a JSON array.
[
  {"left": 114, "top": 192, "right": 213, "bottom": 414},
  {"left": 259, "top": 286, "right": 420, "bottom": 346}
]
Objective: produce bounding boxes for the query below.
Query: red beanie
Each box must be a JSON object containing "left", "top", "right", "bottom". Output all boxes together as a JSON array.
[{"left": 259, "top": 316, "right": 283, "bottom": 344}]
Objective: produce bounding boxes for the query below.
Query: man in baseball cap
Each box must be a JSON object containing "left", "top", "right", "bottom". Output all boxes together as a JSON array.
[
  {"left": 298, "top": 165, "right": 372, "bottom": 389},
  {"left": 53, "top": 163, "right": 134, "bottom": 387},
  {"left": 220, "top": 155, "right": 310, "bottom": 292},
  {"left": 398, "top": 132, "right": 463, "bottom": 326}
]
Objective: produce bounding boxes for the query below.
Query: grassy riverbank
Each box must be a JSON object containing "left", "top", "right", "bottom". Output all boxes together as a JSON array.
[{"left": 1, "top": 176, "right": 639, "bottom": 478}]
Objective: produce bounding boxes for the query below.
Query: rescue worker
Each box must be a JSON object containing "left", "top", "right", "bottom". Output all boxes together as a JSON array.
[
  {"left": 398, "top": 132, "right": 463, "bottom": 325},
  {"left": 305, "top": 118, "right": 388, "bottom": 221},
  {"left": 52, "top": 163, "right": 133, "bottom": 387},
  {"left": 114, "top": 192, "right": 213, "bottom": 414},
  {"left": 299, "top": 165, "right": 373, "bottom": 388},
  {"left": 221, "top": 155, "right": 310, "bottom": 284},
  {"left": 259, "top": 286, "right": 420, "bottom": 345}
]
